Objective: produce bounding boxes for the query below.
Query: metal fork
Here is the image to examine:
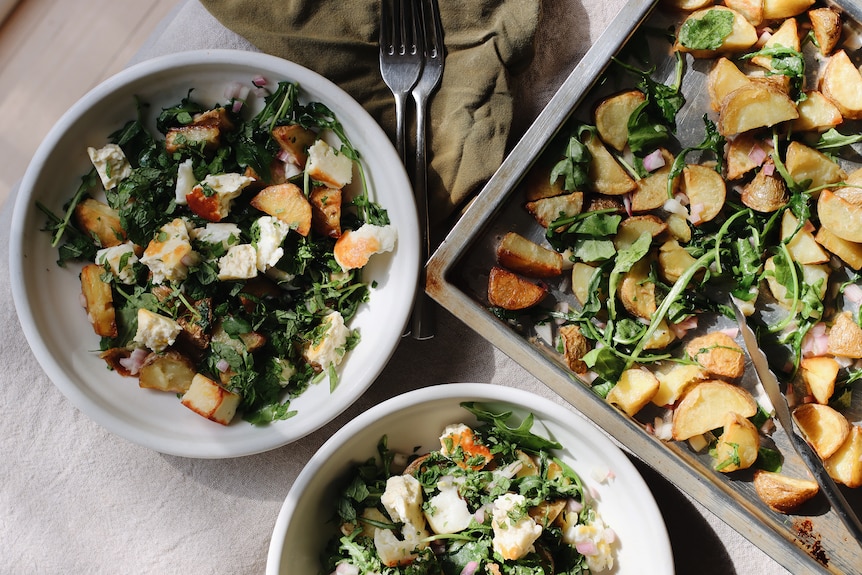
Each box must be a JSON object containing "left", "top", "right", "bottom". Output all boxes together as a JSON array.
[
  {"left": 408, "top": 0, "right": 444, "bottom": 340},
  {"left": 379, "top": 0, "right": 424, "bottom": 164}
]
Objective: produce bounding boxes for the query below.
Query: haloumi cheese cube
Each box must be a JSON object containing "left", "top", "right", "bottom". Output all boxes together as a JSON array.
[
  {"left": 491, "top": 493, "right": 542, "bottom": 560},
  {"left": 174, "top": 158, "right": 196, "bottom": 205},
  {"left": 87, "top": 143, "right": 131, "bottom": 190},
  {"left": 180, "top": 373, "right": 241, "bottom": 425},
  {"left": 95, "top": 241, "right": 139, "bottom": 285},
  {"left": 140, "top": 218, "right": 199, "bottom": 284},
  {"left": 186, "top": 173, "right": 254, "bottom": 222},
  {"left": 332, "top": 224, "right": 397, "bottom": 271},
  {"left": 134, "top": 308, "right": 182, "bottom": 352},
  {"left": 302, "top": 311, "right": 349, "bottom": 369},
  {"left": 217, "top": 244, "right": 258, "bottom": 281},
  {"left": 424, "top": 476, "right": 473, "bottom": 534},
  {"left": 306, "top": 140, "right": 353, "bottom": 188},
  {"left": 253, "top": 216, "right": 289, "bottom": 271}
]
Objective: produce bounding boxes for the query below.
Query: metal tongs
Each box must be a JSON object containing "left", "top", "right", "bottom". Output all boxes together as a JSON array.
[{"left": 730, "top": 298, "right": 862, "bottom": 543}]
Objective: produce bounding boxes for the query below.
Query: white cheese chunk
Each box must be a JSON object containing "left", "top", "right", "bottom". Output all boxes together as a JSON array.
[
  {"left": 253, "top": 215, "right": 289, "bottom": 271},
  {"left": 134, "top": 308, "right": 182, "bottom": 352},
  {"left": 193, "top": 222, "right": 242, "bottom": 251},
  {"left": 333, "top": 223, "right": 397, "bottom": 272},
  {"left": 198, "top": 172, "right": 254, "bottom": 217},
  {"left": 140, "top": 218, "right": 199, "bottom": 284},
  {"left": 302, "top": 311, "right": 349, "bottom": 369},
  {"left": 95, "top": 241, "right": 139, "bottom": 285},
  {"left": 180, "top": 373, "right": 240, "bottom": 425},
  {"left": 375, "top": 474, "right": 429, "bottom": 566},
  {"left": 306, "top": 139, "right": 353, "bottom": 188},
  {"left": 217, "top": 244, "right": 258, "bottom": 281},
  {"left": 87, "top": 143, "right": 131, "bottom": 190},
  {"left": 174, "top": 158, "right": 195, "bottom": 205},
  {"left": 424, "top": 476, "right": 473, "bottom": 534},
  {"left": 561, "top": 512, "right": 616, "bottom": 573},
  {"left": 491, "top": 493, "right": 542, "bottom": 561}
]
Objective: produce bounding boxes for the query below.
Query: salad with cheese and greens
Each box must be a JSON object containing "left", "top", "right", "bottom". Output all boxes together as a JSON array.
[
  {"left": 323, "top": 403, "right": 616, "bottom": 575},
  {"left": 40, "top": 76, "right": 396, "bottom": 426}
]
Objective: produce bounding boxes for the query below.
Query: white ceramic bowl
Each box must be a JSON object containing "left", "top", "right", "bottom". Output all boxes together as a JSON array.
[
  {"left": 267, "top": 383, "right": 674, "bottom": 574},
  {"left": 9, "top": 50, "right": 419, "bottom": 458}
]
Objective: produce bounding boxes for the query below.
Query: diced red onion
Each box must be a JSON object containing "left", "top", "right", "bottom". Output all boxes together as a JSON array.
[
  {"left": 689, "top": 202, "right": 705, "bottom": 224},
  {"left": 216, "top": 359, "right": 231, "bottom": 372},
  {"left": 576, "top": 540, "right": 598, "bottom": 555},
  {"left": 669, "top": 316, "right": 698, "bottom": 338},
  {"left": 118, "top": 348, "right": 149, "bottom": 376},
  {"left": 761, "top": 162, "right": 775, "bottom": 176},
  {"left": 566, "top": 498, "right": 584, "bottom": 513},
  {"left": 757, "top": 30, "right": 773, "bottom": 47},
  {"left": 623, "top": 193, "right": 632, "bottom": 217},
  {"left": 718, "top": 327, "right": 739, "bottom": 338},
  {"left": 460, "top": 561, "right": 479, "bottom": 575},
  {"left": 232, "top": 100, "right": 244, "bottom": 114},
  {"left": 748, "top": 144, "right": 768, "bottom": 167},
  {"left": 334, "top": 563, "right": 359, "bottom": 575},
  {"left": 845, "top": 283, "right": 862, "bottom": 304},
  {"left": 642, "top": 149, "right": 666, "bottom": 172},
  {"left": 224, "top": 81, "right": 244, "bottom": 100},
  {"left": 252, "top": 75, "right": 268, "bottom": 87},
  {"left": 604, "top": 528, "right": 617, "bottom": 544}
]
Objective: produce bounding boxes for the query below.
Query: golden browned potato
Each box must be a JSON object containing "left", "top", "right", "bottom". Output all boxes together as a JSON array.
[
  {"left": 827, "top": 310, "right": 862, "bottom": 358},
  {"left": 652, "top": 363, "right": 706, "bottom": 407},
  {"left": 793, "top": 403, "right": 851, "bottom": 459},
  {"left": 618, "top": 257, "right": 657, "bottom": 320},
  {"left": 740, "top": 162, "right": 788, "bottom": 213},
  {"left": 594, "top": 90, "right": 645, "bottom": 152},
  {"left": 819, "top": 189, "right": 862, "bottom": 244},
  {"left": 714, "top": 411, "right": 760, "bottom": 472},
  {"left": 671, "top": 379, "right": 757, "bottom": 440},
  {"left": 750, "top": 17, "right": 799, "bottom": 72},
  {"left": 658, "top": 239, "right": 700, "bottom": 284},
  {"left": 682, "top": 164, "right": 726, "bottom": 224},
  {"left": 74, "top": 198, "right": 126, "bottom": 248},
  {"left": 821, "top": 50, "right": 862, "bottom": 120},
  {"left": 309, "top": 186, "right": 342, "bottom": 239},
  {"left": 643, "top": 319, "right": 677, "bottom": 350},
  {"left": 181, "top": 373, "right": 241, "bottom": 425},
  {"left": 192, "top": 107, "right": 234, "bottom": 131},
  {"left": 250, "top": 183, "right": 312, "bottom": 236},
  {"left": 631, "top": 149, "right": 679, "bottom": 212},
  {"left": 815, "top": 226, "right": 862, "bottom": 270},
  {"left": 753, "top": 469, "right": 819, "bottom": 513},
  {"left": 824, "top": 425, "right": 862, "bottom": 488},
  {"left": 614, "top": 215, "right": 667, "bottom": 251},
  {"left": 799, "top": 355, "right": 839, "bottom": 405},
  {"left": 675, "top": 7, "right": 758, "bottom": 58},
  {"left": 685, "top": 331, "right": 745, "bottom": 379},
  {"left": 662, "top": 0, "right": 712, "bottom": 11},
  {"left": 496, "top": 232, "right": 563, "bottom": 278},
  {"left": 607, "top": 367, "right": 660, "bottom": 417},
  {"left": 558, "top": 324, "right": 590, "bottom": 375},
  {"left": 724, "top": 0, "right": 763, "bottom": 26},
  {"left": 834, "top": 167, "right": 862, "bottom": 205},
  {"left": 781, "top": 210, "right": 828, "bottom": 265},
  {"left": 525, "top": 192, "right": 584, "bottom": 229},
  {"left": 487, "top": 266, "right": 547, "bottom": 310},
  {"left": 762, "top": 0, "right": 814, "bottom": 20},
  {"left": 571, "top": 262, "right": 600, "bottom": 307},
  {"left": 792, "top": 90, "right": 843, "bottom": 132},
  {"left": 764, "top": 257, "right": 830, "bottom": 310},
  {"left": 808, "top": 7, "right": 843, "bottom": 57},
  {"left": 585, "top": 135, "right": 637, "bottom": 196},
  {"left": 138, "top": 350, "right": 197, "bottom": 393},
  {"left": 80, "top": 263, "right": 118, "bottom": 338},
  {"left": 718, "top": 82, "right": 799, "bottom": 137},
  {"left": 165, "top": 124, "right": 220, "bottom": 154},
  {"left": 523, "top": 158, "right": 567, "bottom": 202},
  {"left": 271, "top": 124, "right": 316, "bottom": 168},
  {"left": 665, "top": 213, "right": 692, "bottom": 243},
  {"left": 785, "top": 141, "right": 847, "bottom": 192},
  {"left": 708, "top": 57, "right": 751, "bottom": 112},
  {"left": 725, "top": 133, "right": 766, "bottom": 181}
]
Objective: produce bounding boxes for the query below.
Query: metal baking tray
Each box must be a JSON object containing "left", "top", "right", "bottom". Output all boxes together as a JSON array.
[{"left": 426, "top": 0, "right": 862, "bottom": 572}]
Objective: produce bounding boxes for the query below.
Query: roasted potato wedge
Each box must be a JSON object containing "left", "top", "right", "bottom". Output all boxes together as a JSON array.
[
  {"left": 753, "top": 470, "right": 819, "bottom": 514},
  {"left": 631, "top": 149, "right": 679, "bottom": 212},
  {"left": 496, "top": 232, "right": 563, "bottom": 278},
  {"left": 799, "top": 355, "right": 839, "bottom": 404},
  {"left": 618, "top": 257, "right": 657, "bottom": 320},
  {"left": 824, "top": 425, "right": 862, "bottom": 488},
  {"left": 80, "top": 263, "right": 118, "bottom": 338},
  {"left": 764, "top": 257, "right": 829, "bottom": 310},
  {"left": 792, "top": 90, "right": 843, "bottom": 132},
  {"left": 682, "top": 164, "right": 726, "bottom": 224},
  {"left": 793, "top": 403, "right": 851, "bottom": 459},
  {"left": 718, "top": 82, "right": 799, "bottom": 137},
  {"left": 750, "top": 17, "right": 799, "bottom": 71},
  {"left": 165, "top": 124, "right": 220, "bottom": 154},
  {"left": 487, "top": 266, "right": 547, "bottom": 310},
  {"left": 676, "top": 7, "right": 758, "bottom": 58},
  {"left": 607, "top": 367, "right": 660, "bottom": 417},
  {"left": 524, "top": 158, "right": 567, "bottom": 202},
  {"left": 662, "top": 0, "right": 712, "bottom": 11},
  {"left": 818, "top": 189, "right": 862, "bottom": 243},
  {"left": 714, "top": 411, "right": 760, "bottom": 472},
  {"left": 594, "top": 90, "right": 645, "bottom": 152},
  {"left": 785, "top": 141, "right": 846, "bottom": 192},
  {"left": 614, "top": 215, "right": 667, "bottom": 251},
  {"left": 571, "top": 262, "right": 600, "bottom": 307},
  {"left": 708, "top": 57, "right": 750, "bottom": 112},
  {"left": 827, "top": 311, "right": 862, "bottom": 358},
  {"left": 652, "top": 363, "right": 706, "bottom": 407},
  {"left": 271, "top": 124, "right": 316, "bottom": 168},
  {"left": 138, "top": 350, "right": 197, "bottom": 393},
  {"left": 740, "top": 161, "right": 788, "bottom": 213},
  {"left": 725, "top": 133, "right": 767, "bottom": 181},
  {"left": 762, "top": 0, "right": 814, "bottom": 20},
  {"left": 309, "top": 186, "right": 342, "bottom": 239},
  {"left": 814, "top": 226, "right": 862, "bottom": 270},
  {"left": 808, "top": 7, "right": 842, "bottom": 57},
  {"left": 781, "top": 210, "right": 829, "bottom": 265},
  {"left": 671, "top": 379, "right": 757, "bottom": 440},
  {"left": 724, "top": 0, "right": 763, "bottom": 26},
  {"left": 585, "top": 134, "right": 637, "bottom": 196},
  {"left": 821, "top": 50, "right": 862, "bottom": 120},
  {"left": 685, "top": 331, "right": 745, "bottom": 379},
  {"left": 525, "top": 192, "right": 584, "bottom": 230},
  {"left": 658, "top": 239, "right": 700, "bottom": 284}
]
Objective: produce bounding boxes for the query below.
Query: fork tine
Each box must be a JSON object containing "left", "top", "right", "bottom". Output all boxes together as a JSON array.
[
  {"left": 418, "top": 0, "right": 443, "bottom": 59},
  {"left": 379, "top": 0, "right": 392, "bottom": 52},
  {"left": 397, "top": 0, "right": 420, "bottom": 57}
]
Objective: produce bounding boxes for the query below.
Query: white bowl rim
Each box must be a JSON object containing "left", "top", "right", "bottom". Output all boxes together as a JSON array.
[
  {"left": 9, "top": 49, "right": 419, "bottom": 458},
  {"left": 266, "top": 382, "right": 674, "bottom": 573}
]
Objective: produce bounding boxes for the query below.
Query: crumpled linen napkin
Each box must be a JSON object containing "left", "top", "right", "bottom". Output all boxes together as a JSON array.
[{"left": 199, "top": 0, "right": 540, "bottom": 227}]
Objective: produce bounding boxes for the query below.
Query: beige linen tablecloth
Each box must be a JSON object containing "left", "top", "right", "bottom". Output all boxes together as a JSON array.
[{"left": 1, "top": 1, "right": 793, "bottom": 573}]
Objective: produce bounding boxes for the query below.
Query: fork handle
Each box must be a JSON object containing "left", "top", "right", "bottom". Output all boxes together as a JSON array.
[
  {"left": 393, "top": 92, "right": 410, "bottom": 165},
  {"left": 410, "top": 93, "right": 435, "bottom": 340}
]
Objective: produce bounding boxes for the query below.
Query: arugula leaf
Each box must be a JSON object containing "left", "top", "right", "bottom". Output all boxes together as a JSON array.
[
  {"left": 461, "top": 402, "right": 563, "bottom": 452},
  {"left": 740, "top": 44, "right": 805, "bottom": 101},
  {"left": 549, "top": 125, "right": 594, "bottom": 192},
  {"left": 607, "top": 232, "right": 652, "bottom": 321},
  {"left": 678, "top": 8, "right": 734, "bottom": 50},
  {"left": 815, "top": 128, "right": 862, "bottom": 152},
  {"left": 667, "top": 115, "right": 724, "bottom": 197}
]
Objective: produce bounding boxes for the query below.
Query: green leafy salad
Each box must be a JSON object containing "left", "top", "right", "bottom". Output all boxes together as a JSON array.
[
  {"left": 40, "top": 77, "right": 396, "bottom": 426},
  {"left": 323, "top": 403, "right": 616, "bottom": 575}
]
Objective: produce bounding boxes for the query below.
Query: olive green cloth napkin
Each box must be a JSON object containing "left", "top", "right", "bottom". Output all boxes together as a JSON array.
[{"left": 199, "top": 0, "right": 540, "bottom": 227}]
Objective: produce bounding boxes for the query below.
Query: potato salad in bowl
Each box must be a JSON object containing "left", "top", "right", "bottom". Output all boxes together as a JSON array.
[{"left": 10, "top": 50, "right": 419, "bottom": 457}]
